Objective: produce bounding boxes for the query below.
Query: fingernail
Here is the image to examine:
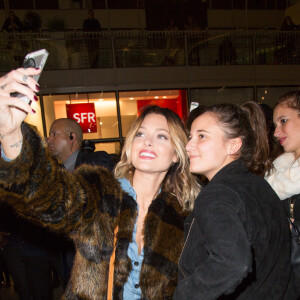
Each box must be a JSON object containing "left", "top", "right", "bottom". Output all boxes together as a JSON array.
[
  {"left": 32, "top": 109, "right": 36, "bottom": 113},
  {"left": 35, "top": 68, "right": 40, "bottom": 70},
  {"left": 36, "top": 85, "right": 40, "bottom": 91},
  {"left": 34, "top": 95, "right": 38, "bottom": 101}
]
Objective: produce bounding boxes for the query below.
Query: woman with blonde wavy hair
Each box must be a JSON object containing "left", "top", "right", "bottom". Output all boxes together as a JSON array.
[
  {"left": 115, "top": 105, "right": 199, "bottom": 211},
  {"left": 0, "top": 69, "right": 199, "bottom": 300}
]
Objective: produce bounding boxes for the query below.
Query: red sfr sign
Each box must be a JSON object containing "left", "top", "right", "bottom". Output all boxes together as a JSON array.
[{"left": 66, "top": 103, "right": 97, "bottom": 133}]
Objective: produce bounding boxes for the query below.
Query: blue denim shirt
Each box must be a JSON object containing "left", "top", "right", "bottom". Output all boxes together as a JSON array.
[{"left": 119, "top": 178, "right": 143, "bottom": 300}]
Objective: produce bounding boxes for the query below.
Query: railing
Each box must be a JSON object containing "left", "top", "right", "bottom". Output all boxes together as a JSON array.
[{"left": 0, "top": 30, "right": 299, "bottom": 71}]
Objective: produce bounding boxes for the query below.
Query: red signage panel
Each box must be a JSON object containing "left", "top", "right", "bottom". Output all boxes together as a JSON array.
[{"left": 66, "top": 103, "right": 97, "bottom": 133}]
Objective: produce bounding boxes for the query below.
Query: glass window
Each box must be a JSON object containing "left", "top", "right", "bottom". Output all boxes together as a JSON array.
[
  {"left": 256, "top": 86, "right": 299, "bottom": 108},
  {"left": 9, "top": 0, "right": 33, "bottom": 9},
  {"left": 190, "top": 87, "right": 254, "bottom": 107},
  {"left": 42, "top": 92, "right": 119, "bottom": 153},
  {"left": 119, "top": 89, "right": 188, "bottom": 137}
]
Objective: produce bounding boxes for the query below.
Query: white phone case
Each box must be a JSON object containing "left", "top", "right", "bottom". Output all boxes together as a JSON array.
[{"left": 12, "top": 49, "right": 49, "bottom": 104}]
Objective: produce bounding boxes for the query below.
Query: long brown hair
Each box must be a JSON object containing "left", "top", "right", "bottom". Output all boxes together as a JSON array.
[
  {"left": 240, "top": 101, "right": 273, "bottom": 175},
  {"left": 114, "top": 106, "right": 200, "bottom": 211}
]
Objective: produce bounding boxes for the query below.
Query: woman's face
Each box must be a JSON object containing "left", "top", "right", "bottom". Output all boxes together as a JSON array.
[
  {"left": 131, "top": 113, "right": 177, "bottom": 176},
  {"left": 186, "top": 112, "right": 237, "bottom": 181},
  {"left": 274, "top": 104, "right": 300, "bottom": 158}
]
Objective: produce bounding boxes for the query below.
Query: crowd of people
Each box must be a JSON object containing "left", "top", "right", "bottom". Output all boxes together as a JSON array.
[{"left": 0, "top": 67, "right": 299, "bottom": 300}]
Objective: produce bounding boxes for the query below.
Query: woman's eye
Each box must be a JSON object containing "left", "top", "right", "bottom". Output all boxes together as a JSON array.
[
  {"left": 157, "top": 134, "right": 168, "bottom": 140},
  {"left": 280, "top": 118, "right": 287, "bottom": 125},
  {"left": 199, "top": 134, "right": 205, "bottom": 139},
  {"left": 135, "top": 131, "right": 144, "bottom": 137}
]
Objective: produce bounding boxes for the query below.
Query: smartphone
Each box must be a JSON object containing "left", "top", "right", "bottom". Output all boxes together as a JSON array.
[{"left": 11, "top": 49, "right": 49, "bottom": 104}]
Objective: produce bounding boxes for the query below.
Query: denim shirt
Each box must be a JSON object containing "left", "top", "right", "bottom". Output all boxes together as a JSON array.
[{"left": 118, "top": 178, "right": 144, "bottom": 300}]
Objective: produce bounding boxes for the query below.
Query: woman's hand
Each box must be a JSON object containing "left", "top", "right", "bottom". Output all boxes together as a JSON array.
[{"left": 0, "top": 68, "right": 41, "bottom": 159}]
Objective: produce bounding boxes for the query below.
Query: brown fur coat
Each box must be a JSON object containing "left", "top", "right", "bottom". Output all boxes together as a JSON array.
[{"left": 0, "top": 123, "right": 186, "bottom": 300}]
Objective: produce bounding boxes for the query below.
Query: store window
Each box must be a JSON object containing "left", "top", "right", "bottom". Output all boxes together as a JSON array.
[
  {"left": 190, "top": 87, "right": 254, "bottom": 107},
  {"left": 119, "top": 89, "right": 188, "bottom": 137},
  {"left": 42, "top": 92, "right": 120, "bottom": 154}
]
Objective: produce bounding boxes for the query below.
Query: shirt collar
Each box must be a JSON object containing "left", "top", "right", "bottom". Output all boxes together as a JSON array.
[
  {"left": 64, "top": 150, "right": 80, "bottom": 171},
  {"left": 118, "top": 178, "right": 136, "bottom": 199}
]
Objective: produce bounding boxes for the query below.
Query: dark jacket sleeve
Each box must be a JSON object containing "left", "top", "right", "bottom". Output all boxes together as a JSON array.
[
  {"left": 0, "top": 123, "right": 121, "bottom": 238},
  {"left": 75, "top": 150, "right": 115, "bottom": 171},
  {"left": 174, "top": 184, "right": 252, "bottom": 300}
]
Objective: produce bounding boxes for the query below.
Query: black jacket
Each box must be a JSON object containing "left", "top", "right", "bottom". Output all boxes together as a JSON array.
[
  {"left": 174, "top": 159, "right": 292, "bottom": 300},
  {"left": 75, "top": 149, "right": 115, "bottom": 171}
]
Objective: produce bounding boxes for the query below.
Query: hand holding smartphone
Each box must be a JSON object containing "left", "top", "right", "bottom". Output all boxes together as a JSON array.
[{"left": 11, "top": 49, "right": 49, "bottom": 104}]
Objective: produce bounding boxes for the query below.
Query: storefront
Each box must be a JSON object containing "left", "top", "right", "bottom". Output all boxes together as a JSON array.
[
  {"left": 26, "top": 85, "right": 297, "bottom": 155},
  {"left": 29, "top": 89, "right": 188, "bottom": 155}
]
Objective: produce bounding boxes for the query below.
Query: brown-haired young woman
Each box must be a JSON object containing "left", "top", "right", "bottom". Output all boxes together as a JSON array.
[
  {"left": 265, "top": 90, "right": 300, "bottom": 297},
  {"left": 174, "top": 102, "right": 293, "bottom": 299}
]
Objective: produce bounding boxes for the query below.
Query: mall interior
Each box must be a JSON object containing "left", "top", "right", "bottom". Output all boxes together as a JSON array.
[
  {"left": 0, "top": 1, "right": 300, "bottom": 299},
  {"left": 0, "top": 0, "right": 299, "bottom": 155}
]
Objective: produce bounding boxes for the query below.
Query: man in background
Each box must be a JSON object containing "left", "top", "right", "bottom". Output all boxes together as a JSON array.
[
  {"left": 47, "top": 118, "right": 113, "bottom": 287},
  {"left": 47, "top": 118, "right": 113, "bottom": 172}
]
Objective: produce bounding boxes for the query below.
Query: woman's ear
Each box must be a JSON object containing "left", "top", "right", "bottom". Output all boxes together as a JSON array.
[
  {"left": 227, "top": 137, "right": 242, "bottom": 155},
  {"left": 172, "top": 152, "right": 179, "bottom": 164}
]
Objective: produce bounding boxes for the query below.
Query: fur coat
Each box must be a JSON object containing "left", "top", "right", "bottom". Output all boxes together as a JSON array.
[{"left": 0, "top": 123, "right": 186, "bottom": 300}]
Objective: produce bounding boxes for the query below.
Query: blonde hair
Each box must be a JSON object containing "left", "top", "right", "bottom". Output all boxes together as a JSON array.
[{"left": 114, "top": 106, "right": 200, "bottom": 211}]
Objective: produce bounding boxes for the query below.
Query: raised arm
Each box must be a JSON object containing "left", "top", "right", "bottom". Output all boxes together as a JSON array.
[
  {"left": 0, "top": 68, "right": 40, "bottom": 159},
  {"left": 0, "top": 122, "right": 122, "bottom": 239},
  {"left": 0, "top": 68, "right": 122, "bottom": 237}
]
